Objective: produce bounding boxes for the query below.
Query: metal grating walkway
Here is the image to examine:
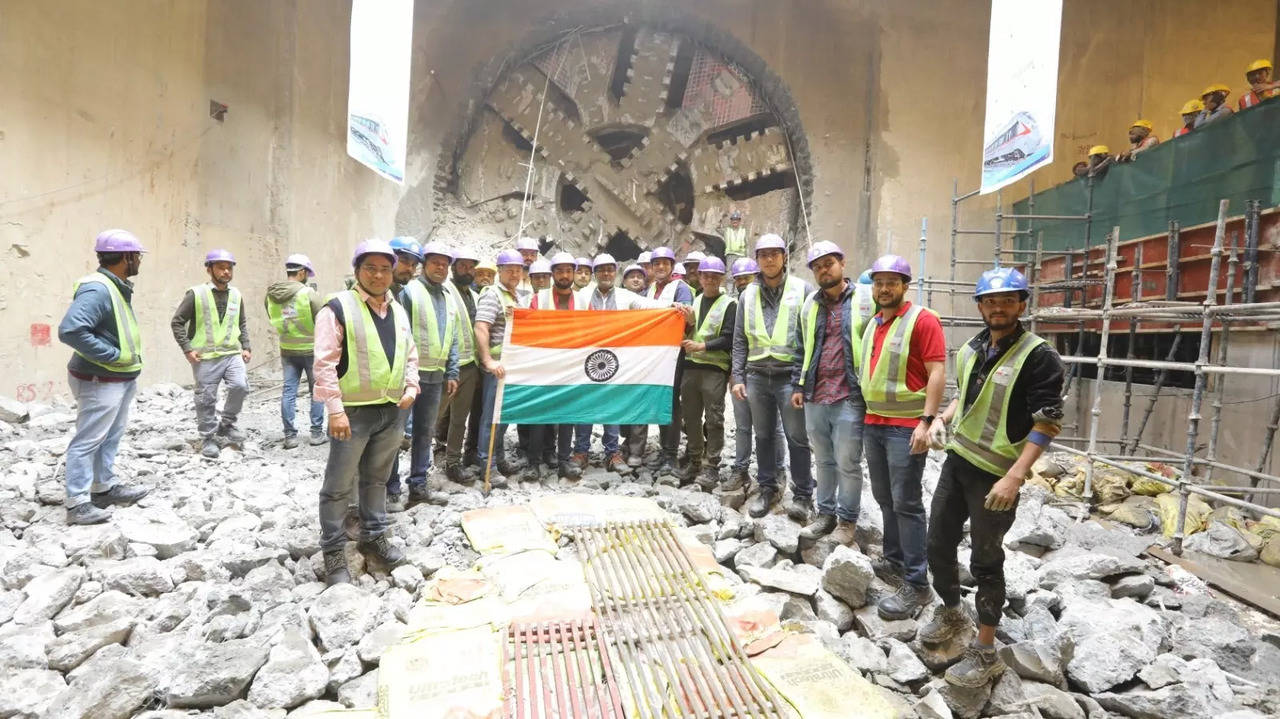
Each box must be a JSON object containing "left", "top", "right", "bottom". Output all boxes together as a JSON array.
[
  {"left": 505, "top": 618, "right": 626, "bottom": 718},
  {"left": 575, "top": 520, "right": 786, "bottom": 719}
]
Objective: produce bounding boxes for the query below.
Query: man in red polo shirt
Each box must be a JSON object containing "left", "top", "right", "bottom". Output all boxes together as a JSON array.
[{"left": 859, "top": 254, "right": 947, "bottom": 621}]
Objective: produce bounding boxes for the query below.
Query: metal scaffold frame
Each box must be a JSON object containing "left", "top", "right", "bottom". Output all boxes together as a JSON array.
[{"left": 914, "top": 182, "right": 1280, "bottom": 556}]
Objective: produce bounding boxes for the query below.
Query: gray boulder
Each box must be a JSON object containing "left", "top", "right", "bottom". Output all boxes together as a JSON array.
[
  {"left": 308, "top": 583, "right": 379, "bottom": 652},
  {"left": 44, "top": 655, "right": 155, "bottom": 719},
  {"left": 738, "top": 563, "right": 821, "bottom": 596},
  {"left": 733, "top": 542, "right": 779, "bottom": 569},
  {"left": 247, "top": 628, "right": 329, "bottom": 709},
  {"left": 1036, "top": 551, "right": 1145, "bottom": 589},
  {"left": 884, "top": 638, "right": 930, "bottom": 684},
  {"left": 46, "top": 617, "right": 134, "bottom": 671},
  {"left": 821, "top": 545, "right": 875, "bottom": 608},
  {"left": 96, "top": 556, "right": 174, "bottom": 596},
  {"left": 11, "top": 566, "right": 84, "bottom": 624},
  {"left": 165, "top": 638, "right": 272, "bottom": 708},
  {"left": 754, "top": 514, "right": 802, "bottom": 555},
  {"left": 0, "top": 619, "right": 54, "bottom": 669},
  {"left": 0, "top": 667, "right": 66, "bottom": 718},
  {"left": 812, "top": 589, "right": 854, "bottom": 631},
  {"left": 1058, "top": 597, "right": 1166, "bottom": 693}
]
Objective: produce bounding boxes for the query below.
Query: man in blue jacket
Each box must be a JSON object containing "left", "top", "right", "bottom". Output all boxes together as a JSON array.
[{"left": 57, "top": 229, "right": 152, "bottom": 524}]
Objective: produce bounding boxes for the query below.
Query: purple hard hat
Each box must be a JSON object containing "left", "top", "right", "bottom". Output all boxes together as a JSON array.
[
  {"left": 94, "top": 229, "right": 147, "bottom": 254},
  {"left": 730, "top": 257, "right": 760, "bottom": 278},
  {"left": 806, "top": 240, "right": 844, "bottom": 268},
  {"left": 516, "top": 236, "right": 540, "bottom": 251},
  {"left": 637, "top": 251, "right": 653, "bottom": 264},
  {"left": 870, "top": 254, "right": 912, "bottom": 282},
  {"left": 698, "top": 256, "right": 727, "bottom": 274},
  {"left": 592, "top": 253, "right": 618, "bottom": 270},
  {"left": 351, "top": 239, "right": 396, "bottom": 269},
  {"left": 575, "top": 256, "right": 593, "bottom": 269},
  {"left": 284, "top": 253, "right": 315, "bottom": 277},
  {"left": 495, "top": 249, "right": 525, "bottom": 267},
  {"left": 451, "top": 246, "right": 480, "bottom": 264},
  {"left": 622, "top": 263, "right": 645, "bottom": 277},
  {"left": 421, "top": 241, "right": 454, "bottom": 262},
  {"left": 205, "top": 249, "right": 236, "bottom": 266},
  {"left": 548, "top": 251, "right": 577, "bottom": 268},
  {"left": 650, "top": 247, "right": 676, "bottom": 262},
  {"left": 754, "top": 233, "right": 786, "bottom": 256}
]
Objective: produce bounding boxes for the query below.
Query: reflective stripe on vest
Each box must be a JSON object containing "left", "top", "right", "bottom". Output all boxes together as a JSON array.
[
  {"left": 534, "top": 288, "right": 585, "bottom": 310},
  {"left": 267, "top": 286, "right": 315, "bottom": 353},
  {"left": 687, "top": 293, "right": 731, "bottom": 370},
  {"left": 644, "top": 279, "right": 686, "bottom": 303},
  {"left": 483, "top": 284, "right": 520, "bottom": 360},
  {"left": 860, "top": 304, "right": 928, "bottom": 417},
  {"left": 742, "top": 276, "right": 806, "bottom": 362},
  {"left": 797, "top": 290, "right": 861, "bottom": 388},
  {"left": 403, "top": 280, "right": 457, "bottom": 373},
  {"left": 190, "top": 284, "right": 242, "bottom": 360},
  {"left": 335, "top": 290, "right": 409, "bottom": 406},
  {"left": 723, "top": 227, "right": 747, "bottom": 256},
  {"left": 946, "top": 331, "right": 1046, "bottom": 476},
  {"left": 72, "top": 274, "right": 143, "bottom": 373},
  {"left": 445, "top": 283, "right": 475, "bottom": 367}
]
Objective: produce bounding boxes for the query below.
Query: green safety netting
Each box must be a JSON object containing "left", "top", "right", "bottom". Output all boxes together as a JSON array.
[{"left": 1014, "top": 99, "right": 1280, "bottom": 252}]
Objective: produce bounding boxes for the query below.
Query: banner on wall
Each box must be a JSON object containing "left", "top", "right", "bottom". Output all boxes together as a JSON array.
[
  {"left": 980, "top": 0, "right": 1062, "bottom": 194},
  {"left": 347, "top": 0, "right": 414, "bottom": 184}
]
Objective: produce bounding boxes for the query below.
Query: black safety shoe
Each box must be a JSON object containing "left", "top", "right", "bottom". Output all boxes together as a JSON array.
[
  {"left": 357, "top": 534, "right": 407, "bottom": 568},
  {"left": 90, "top": 483, "right": 149, "bottom": 509},
  {"left": 746, "top": 488, "right": 779, "bottom": 518},
  {"left": 323, "top": 549, "right": 351, "bottom": 586}
]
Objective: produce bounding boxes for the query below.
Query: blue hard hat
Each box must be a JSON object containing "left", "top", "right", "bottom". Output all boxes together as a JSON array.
[
  {"left": 857, "top": 270, "right": 872, "bottom": 285},
  {"left": 975, "top": 267, "right": 1029, "bottom": 299},
  {"left": 389, "top": 236, "right": 423, "bottom": 261}
]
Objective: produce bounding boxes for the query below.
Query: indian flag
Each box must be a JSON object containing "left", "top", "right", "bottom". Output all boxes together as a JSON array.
[{"left": 497, "top": 308, "right": 685, "bottom": 425}]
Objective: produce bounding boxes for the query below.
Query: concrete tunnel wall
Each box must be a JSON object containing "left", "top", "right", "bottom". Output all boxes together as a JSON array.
[{"left": 0, "top": 0, "right": 1275, "bottom": 399}]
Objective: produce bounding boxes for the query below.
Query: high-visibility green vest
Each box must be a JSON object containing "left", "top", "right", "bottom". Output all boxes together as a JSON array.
[
  {"left": 482, "top": 284, "right": 521, "bottom": 360},
  {"left": 859, "top": 304, "right": 935, "bottom": 418},
  {"left": 445, "top": 283, "right": 477, "bottom": 367},
  {"left": 535, "top": 288, "right": 585, "bottom": 310},
  {"left": 335, "top": 290, "right": 409, "bottom": 406},
  {"left": 947, "top": 331, "right": 1046, "bottom": 476},
  {"left": 687, "top": 293, "right": 732, "bottom": 370},
  {"left": 266, "top": 286, "right": 316, "bottom": 353},
  {"left": 723, "top": 226, "right": 748, "bottom": 256},
  {"left": 403, "top": 280, "right": 456, "bottom": 373},
  {"left": 797, "top": 290, "right": 862, "bottom": 389},
  {"left": 742, "top": 276, "right": 807, "bottom": 363},
  {"left": 189, "top": 284, "right": 242, "bottom": 360},
  {"left": 72, "top": 273, "right": 143, "bottom": 373}
]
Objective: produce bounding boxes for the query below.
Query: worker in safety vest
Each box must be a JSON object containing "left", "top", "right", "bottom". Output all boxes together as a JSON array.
[
  {"left": 58, "top": 229, "right": 152, "bottom": 525},
  {"left": 516, "top": 236, "right": 540, "bottom": 293},
  {"left": 919, "top": 267, "right": 1064, "bottom": 688},
  {"left": 172, "top": 249, "right": 251, "bottom": 459},
  {"left": 524, "top": 251, "right": 588, "bottom": 482},
  {"left": 789, "top": 241, "right": 868, "bottom": 546},
  {"left": 730, "top": 233, "right": 814, "bottom": 520},
  {"left": 1239, "top": 58, "right": 1280, "bottom": 109},
  {"left": 313, "top": 239, "right": 419, "bottom": 585},
  {"left": 727, "top": 257, "right": 786, "bottom": 488},
  {"left": 1116, "top": 120, "right": 1158, "bottom": 162},
  {"left": 388, "top": 236, "right": 423, "bottom": 451},
  {"left": 683, "top": 251, "right": 706, "bottom": 296},
  {"left": 1195, "top": 84, "right": 1234, "bottom": 128},
  {"left": 637, "top": 251, "right": 653, "bottom": 291},
  {"left": 677, "top": 256, "right": 735, "bottom": 488},
  {"left": 722, "top": 210, "right": 748, "bottom": 266},
  {"left": 529, "top": 258, "right": 552, "bottom": 292},
  {"left": 1174, "top": 99, "right": 1204, "bottom": 138},
  {"left": 859, "top": 254, "right": 947, "bottom": 621},
  {"left": 388, "top": 241, "right": 461, "bottom": 511},
  {"left": 641, "top": 246, "right": 694, "bottom": 476},
  {"left": 573, "top": 256, "right": 594, "bottom": 292},
  {"left": 433, "top": 245, "right": 484, "bottom": 482},
  {"left": 265, "top": 254, "right": 325, "bottom": 449},
  {"left": 474, "top": 260, "right": 496, "bottom": 289},
  {"left": 474, "top": 249, "right": 532, "bottom": 487}
]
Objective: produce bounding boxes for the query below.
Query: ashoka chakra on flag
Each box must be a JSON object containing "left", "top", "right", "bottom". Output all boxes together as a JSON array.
[{"left": 497, "top": 308, "right": 685, "bottom": 425}]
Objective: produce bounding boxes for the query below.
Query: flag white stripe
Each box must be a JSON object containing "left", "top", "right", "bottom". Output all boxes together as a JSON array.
[{"left": 502, "top": 345, "right": 677, "bottom": 387}]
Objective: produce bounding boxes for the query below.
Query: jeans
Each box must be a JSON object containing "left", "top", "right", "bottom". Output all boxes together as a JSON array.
[
  {"left": 435, "top": 363, "right": 479, "bottom": 466},
  {"left": 532, "top": 424, "right": 573, "bottom": 466},
  {"left": 805, "top": 392, "right": 865, "bottom": 522},
  {"left": 477, "top": 371, "right": 507, "bottom": 475},
  {"left": 573, "top": 424, "right": 618, "bottom": 454},
  {"left": 318, "top": 403, "right": 403, "bottom": 552},
  {"left": 865, "top": 423, "right": 929, "bottom": 587},
  {"left": 745, "top": 372, "right": 812, "bottom": 497},
  {"left": 681, "top": 367, "right": 727, "bottom": 467},
  {"left": 192, "top": 354, "right": 249, "bottom": 438},
  {"left": 928, "top": 453, "right": 1020, "bottom": 626},
  {"left": 400, "top": 379, "right": 445, "bottom": 490},
  {"left": 64, "top": 375, "right": 136, "bottom": 508},
  {"left": 281, "top": 354, "right": 323, "bottom": 436},
  {"left": 731, "top": 393, "right": 786, "bottom": 472}
]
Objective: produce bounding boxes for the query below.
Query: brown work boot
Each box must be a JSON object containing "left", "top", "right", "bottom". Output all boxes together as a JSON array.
[
  {"left": 570, "top": 452, "right": 590, "bottom": 469},
  {"left": 606, "top": 452, "right": 626, "bottom": 473},
  {"left": 829, "top": 519, "right": 857, "bottom": 546}
]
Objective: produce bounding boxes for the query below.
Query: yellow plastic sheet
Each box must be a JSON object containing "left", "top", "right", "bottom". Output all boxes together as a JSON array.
[
  {"left": 461, "top": 505, "right": 558, "bottom": 556},
  {"left": 751, "top": 633, "right": 906, "bottom": 719},
  {"left": 378, "top": 625, "right": 504, "bottom": 719}
]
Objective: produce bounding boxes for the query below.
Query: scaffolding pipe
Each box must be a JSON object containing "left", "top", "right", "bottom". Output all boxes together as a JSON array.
[
  {"left": 950, "top": 178, "right": 959, "bottom": 307},
  {"left": 919, "top": 217, "right": 928, "bottom": 306},
  {"left": 1205, "top": 240, "right": 1238, "bottom": 487},
  {"left": 1173, "top": 199, "right": 1229, "bottom": 556},
  {"left": 1121, "top": 243, "right": 1143, "bottom": 448},
  {"left": 1126, "top": 339, "right": 1185, "bottom": 454},
  {"left": 1252, "top": 392, "right": 1280, "bottom": 501},
  {"left": 1167, "top": 220, "right": 1181, "bottom": 302},
  {"left": 994, "top": 190, "right": 1003, "bottom": 269},
  {"left": 1000, "top": 213, "right": 1091, "bottom": 221},
  {"left": 1030, "top": 231, "right": 1044, "bottom": 335},
  {"left": 1056, "top": 355, "right": 1280, "bottom": 378},
  {"left": 1244, "top": 199, "right": 1260, "bottom": 304},
  {"left": 1083, "top": 229, "right": 1119, "bottom": 502}
]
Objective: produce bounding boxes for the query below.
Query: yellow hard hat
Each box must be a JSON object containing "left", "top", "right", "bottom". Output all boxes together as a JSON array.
[
  {"left": 476, "top": 261, "right": 497, "bottom": 272},
  {"left": 1201, "top": 83, "right": 1231, "bottom": 97},
  {"left": 1088, "top": 145, "right": 1110, "bottom": 156},
  {"left": 1247, "top": 58, "right": 1273, "bottom": 74},
  {"left": 1130, "top": 119, "right": 1153, "bottom": 131},
  {"left": 1180, "top": 99, "right": 1205, "bottom": 115}
]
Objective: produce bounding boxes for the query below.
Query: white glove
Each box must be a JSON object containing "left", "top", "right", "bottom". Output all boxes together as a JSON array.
[{"left": 928, "top": 419, "right": 948, "bottom": 450}]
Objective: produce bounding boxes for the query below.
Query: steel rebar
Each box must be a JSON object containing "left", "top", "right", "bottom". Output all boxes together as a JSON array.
[
  {"left": 1120, "top": 243, "right": 1142, "bottom": 448},
  {"left": 1083, "top": 229, "right": 1119, "bottom": 501}
]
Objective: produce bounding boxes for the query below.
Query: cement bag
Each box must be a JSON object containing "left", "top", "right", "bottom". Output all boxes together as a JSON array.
[
  {"left": 461, "top": 505, "right": 558, "bottom": 556},
  {"left": 1032, "top": 455, "right": 1068, "bottom": 479},
  {"left": 1108, "top": 495, "right": 1158, "bottom": 531},
  {"left": 1092, "top": 466, "right": 1133, "bottom": 505},
  {"left": 1053, "top": 471, "right": 1085, "bottom": 501},
  {"left": 1155, "top": 492, "right": 1212, "bottom": 538},
  {"left": 1132, "top": 462, "right": 1177, "bottom": 496},
  {"left": 476, "top": 549, "right": 591, "bottom": 622},
  {"left": 1208, "top": 505, "right": 1250, "bottom": 531},
  {"left": 378, "top": 625, "right": 504, "bottom": 719},
  {"left": 287, "top": 709, "right": 376, "bottom": 719},
  {"left": 751, "top": 633, "right": 907, "bottom": 719},
  {"left": 1247, "top": 514, "right": 1280, "bottom": 542},
  {"left": 1183, "top": 520, "right": 1259, "bottom": 562},
  {"left": 1261, "top": 534, "right": 1280, "bottom": 568}
]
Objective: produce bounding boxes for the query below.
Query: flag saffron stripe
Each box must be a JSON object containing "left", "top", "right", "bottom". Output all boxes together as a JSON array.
[
  {"left": 500, "top": 383, "right": 673, "bottom": 425},
  {"left": 508, "top": 308, "right": 685, "bottom": 349}
]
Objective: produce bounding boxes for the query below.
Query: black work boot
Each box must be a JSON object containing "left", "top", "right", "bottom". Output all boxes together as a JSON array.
[
  {"left": 920, "top": 604, "right": 971, "bottom": 645},
  {"left": 386, "top": 494, "right": 406, "bottom": 513},
  {"left": 217, "top": 423, "right": 246, "bottom": 444},
  {"left": 283, "top": 434, "right": 300, "bottom": 449},
  {"left": 945, "top": 643, "right": 1005, "bottom": 687},
  {"left": 558, "top": 461, "right": 582, "bottom": 480},
  {"left": 799, "top": 514, "right": 837, "bottom": 540},
  {"left": 90, "top": 483, "right": 149, "bottom": 509},
  {"left": 67, "top": 503, "right": 111, "bottom": 526},
  {"left": 723, "top": 468, "right": 750, "bottom": 492},
  {"left": 656, "top": 454, "right": 676, "bottom": 477},
  {"left": 784, "top": 496, "right": 811, "bottom": 523},
  {"left": 746, "top": 488, "right": 779, "bottom": 518},
  {"left": 675, "top": 460, "right": 702, "bottom": 485},
  {"left": 357, "top": 534, "right": 407, "bottom": 568},
  {"left": 521, "top": 463, "right": 542, "bottom": 483},
  {"left": 408, "top": 483, "right": 432, "bottom": 506},
  {"left": 873, "top": 558, "right": 905, "bottom": 588},
  {"left": 444, "top": 463, "right": 465, "bottom": 483},
  {"left": 877, "top": 582, "right": 933, "bottom": 621},
  {"left": 695, "top": 465, "right": 720, "bottom": 492},
  {"left": 323, "top": 549, "right": 351, "bottom": 586}
]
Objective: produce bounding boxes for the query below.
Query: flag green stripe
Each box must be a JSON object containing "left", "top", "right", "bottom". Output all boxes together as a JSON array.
[{"left": 500, "top": 383, "right": 672, "bottom": 425}]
